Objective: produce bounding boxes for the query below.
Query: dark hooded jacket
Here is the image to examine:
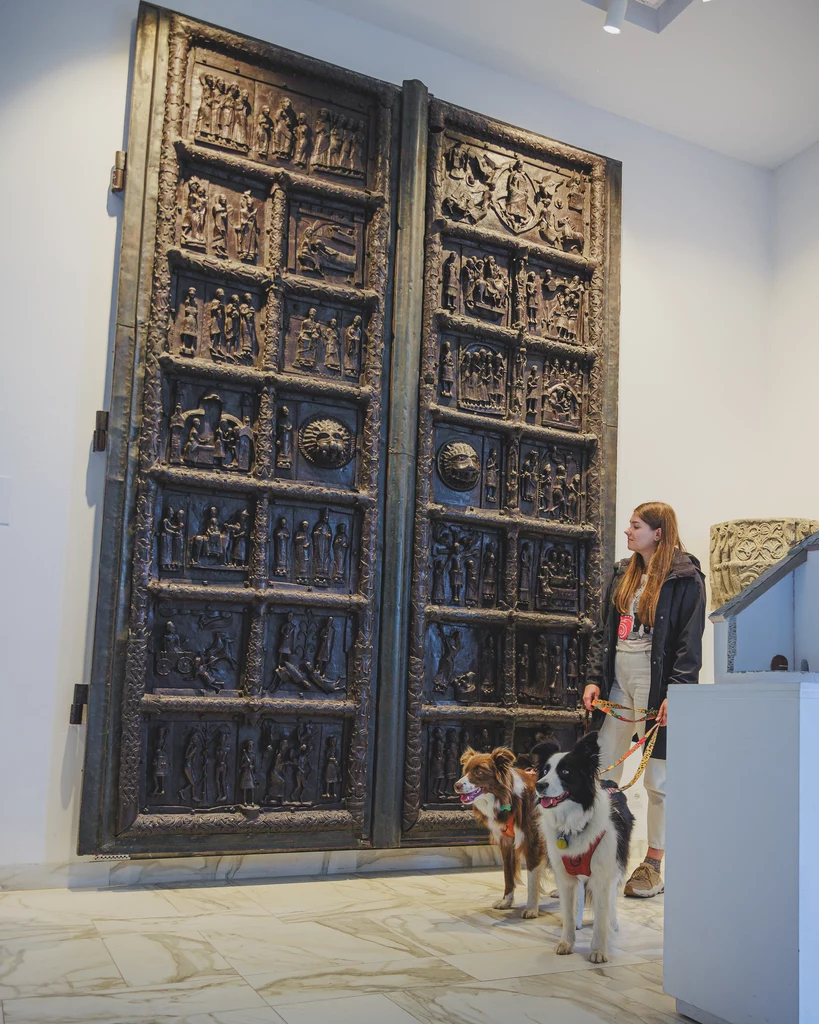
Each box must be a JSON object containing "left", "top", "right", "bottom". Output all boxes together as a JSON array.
[{"left": 586, "top": 549, "right": 706, "bottom": 761}]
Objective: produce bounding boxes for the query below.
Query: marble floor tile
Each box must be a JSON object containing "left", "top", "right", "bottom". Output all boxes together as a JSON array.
[
  {"left": 199, "top": 916, "right": 433, "bottom": 976},
  {"left": 106, "top": 1008, "right": 288, "bottom": 1024},
  {"left": 1, "top": 974, "right": 268, "bottom": 1024},
  {"left": 244, "top": 956, "right": 472, "bottom": 1007},
  {"left": 101, "top": 931, "right": 235, "bottom": 987},
  {"left": 0, "top": 927, "right": 124, "bottom": 999},
  {"left": 0, "top": 887, "right": 181, "bottom": 935},
  {"left": 146, "top": 884, "right": 272, "bottom": 918},
  {"left": 323, "top": 904, "right": 544, "bottom": 958},
  {"left": 236, "top": 876, "right": 409, "bottom": 922},
  {"left": 441, "top": 943, "right": 648, "bottom": 982},
  {"left": 388, "top": 973, "right": 687, "bottom": 1024},
  {"left": 92, "top": 913, "right": 275, "bottom": 940},
  {"left": 275, "top": 992, "right": 422, "bottom": 1024}
]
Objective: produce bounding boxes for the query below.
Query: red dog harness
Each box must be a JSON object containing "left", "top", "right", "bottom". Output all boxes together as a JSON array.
[{"left": 561, "top": 830, "right": 606, "bottom": 876}]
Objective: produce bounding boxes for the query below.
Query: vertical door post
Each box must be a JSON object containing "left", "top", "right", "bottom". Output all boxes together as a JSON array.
[{"left": 372, "top": 80, "right": 429, "bottom": 847}]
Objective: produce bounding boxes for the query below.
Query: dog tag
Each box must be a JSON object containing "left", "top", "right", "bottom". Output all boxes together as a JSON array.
[{"left": 556, "top": 837, "right": 568, "bottom": 850}]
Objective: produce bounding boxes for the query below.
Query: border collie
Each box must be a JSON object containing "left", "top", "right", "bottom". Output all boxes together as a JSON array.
[
  {"left": 455, "top": 747, "right": 547, "bottom": 918},
  {"left": 534, "top": 732, "right": 634, "bottom": 962}
]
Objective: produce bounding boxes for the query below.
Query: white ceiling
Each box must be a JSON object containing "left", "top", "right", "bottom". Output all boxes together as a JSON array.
[{"left": 308, "top": 0, "right": 819, "bottom": 168}]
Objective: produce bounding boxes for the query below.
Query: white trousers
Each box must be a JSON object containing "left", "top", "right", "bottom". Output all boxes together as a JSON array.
[{"left": 598, "top": 648, "right": 667, "bottom": 852}]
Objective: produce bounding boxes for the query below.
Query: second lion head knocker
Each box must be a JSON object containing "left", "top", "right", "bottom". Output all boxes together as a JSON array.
[
  {"left": 437, "top": 440, "right": 481, "bottom": 491},
  {"left": 299, "top": 415, "right": 355, "bottom": 469}
]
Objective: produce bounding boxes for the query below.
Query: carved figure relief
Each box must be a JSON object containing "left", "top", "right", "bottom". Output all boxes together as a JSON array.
[
  {"left": 514, "top": 445, "right": 583, "bottom": 523},
  {"left": 195, "top": 75, "right": 253, "bottom": 153},
  {"left": 311, "top": 109, "right": 365, "bottom": 178},
  {"left": 293, "top": 207, "right": 363, "bottom": 284},
  {"left": 709, "top": 518, "right": 819, "bottom": 609},
  {"left": 267, "top": 611, "right": 349, "bottom": 695},
  {"left": 189, "top": 506, "right": 250, "bottom": 568},
  {"left": 154, "top": 613, "right": 241, "bottom": 695},
  {"left": 174, "top": 285, "right": 261, "bottom": 366},
  {"left": 542, "top": 355, "right": 584, "bottom": 430},
  {"left": 181, "top": 180, "right": 207, "bottom": 249},
  {"left": 441, "top": 143, "right": 588, "bottom": 254},
  {"left": 462, "top": 256, "right": 509, "bottom": 319},
  {"left": 286, "top": 304, "right": 365, "bottom": 377},
  {"left": 429, "top": 524, "right": 501, "bottom": 609},
  {"left": 457, "top": 344, "right": 507, "bottom": 415},
  {"left": 166, "top": 390, "right": 256, "bottom": 473},
  {"left": 235, "top": 191, "right": 260, "bottom": 262}
]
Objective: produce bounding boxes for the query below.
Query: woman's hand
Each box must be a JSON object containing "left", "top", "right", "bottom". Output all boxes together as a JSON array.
[
  {"left": 656, "top": 699, "right": 668, "bottom": 727},
  {"left": 583, "top": 684, "right": 600, "bottom": 712}
]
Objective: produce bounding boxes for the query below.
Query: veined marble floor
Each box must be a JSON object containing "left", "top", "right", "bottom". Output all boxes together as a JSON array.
[{"left": 0, "top": 866, "right": 689, "bottom": 1024}]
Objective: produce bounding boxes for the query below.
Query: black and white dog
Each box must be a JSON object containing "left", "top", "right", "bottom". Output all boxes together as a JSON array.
[{"left": 534, "top": 732, "right": 634, "bottom": 963}]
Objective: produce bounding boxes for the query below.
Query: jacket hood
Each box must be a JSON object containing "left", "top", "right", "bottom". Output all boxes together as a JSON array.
[{"left": 613, "top": 549, "right": 704, "bottom": 581}]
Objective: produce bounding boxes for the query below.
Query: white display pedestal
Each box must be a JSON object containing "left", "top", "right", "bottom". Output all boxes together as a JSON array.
[{"left": 664, "top": 679, "right": 819, "bottom": 1024}]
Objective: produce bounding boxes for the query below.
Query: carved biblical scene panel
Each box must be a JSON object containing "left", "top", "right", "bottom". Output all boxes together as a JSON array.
[
  {"left": 142, "top": 715, "right": 347, "bottom": 813},
  {"left": 87, "top": 12, "right": 396, "bottom": 855},
  {"left": 150, "top": 603, "right": 248, "bottom": 696},
  {"left": 402, "top": 101, "right": 616, "bottom": 844},
  {"left": 269, "top": 503, "right": 357, "bottom": 592},
  {"left": 281, "top": 299, "right": 367, "bottom": 381},
  {"left": 189, "top": 61, "right": 374, "bottom": 185}
]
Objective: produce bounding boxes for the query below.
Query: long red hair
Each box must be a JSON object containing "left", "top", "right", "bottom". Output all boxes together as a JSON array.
[{"left": 614, "top": 502, "right": 684, "bottom": 627}]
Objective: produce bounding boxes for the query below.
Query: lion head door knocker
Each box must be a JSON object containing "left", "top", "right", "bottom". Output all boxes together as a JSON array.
[
  {"left": 437, "top": 441, "right": 481, "bottom": 491},
  {"left": 299, "top": 414, "right": 355, "bottom": 469}
]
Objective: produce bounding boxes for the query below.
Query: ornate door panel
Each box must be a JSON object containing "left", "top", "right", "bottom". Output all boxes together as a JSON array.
[
  {"left": 80, "top": 6, "right": 398, "bottom": 855},
  {"left": 401, "top": 101, "right": 620, "bottom": 844}
]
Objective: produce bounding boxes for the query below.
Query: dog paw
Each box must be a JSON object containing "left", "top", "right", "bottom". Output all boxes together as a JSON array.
[
  {"left": 520, "top": 907, "right": 539, "bottom": 919},
  {"left": 492, "top": 897, "right": 514, "bottom": 910},
  {"left": 589, "top": 949, "right": 609, "bottom": 964},
  {"left": 555, "top": 940, "right": 574, "bottom": 955}
]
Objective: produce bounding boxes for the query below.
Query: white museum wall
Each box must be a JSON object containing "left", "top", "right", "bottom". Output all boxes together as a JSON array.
[
  {"left": 0, "top": 0, "right": 774, "bottom": 877},
  {"left": 771, "top": 140, "right": 819, "bottom": 514}
]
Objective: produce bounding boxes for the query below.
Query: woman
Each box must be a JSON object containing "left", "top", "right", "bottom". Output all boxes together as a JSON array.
[{"left": 585, "top": 502, "right": 706, "bottom": 898}]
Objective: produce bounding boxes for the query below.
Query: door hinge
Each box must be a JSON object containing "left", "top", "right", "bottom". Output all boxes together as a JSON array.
[
  {"left": 111, "top": 150, "right": 127, "bottom": 193},
  {"left": 93, "top": 410, "right": 109, "bottom": 452},
  {"left": 69, "top": 684, "right": 89, "bottom": 725}
]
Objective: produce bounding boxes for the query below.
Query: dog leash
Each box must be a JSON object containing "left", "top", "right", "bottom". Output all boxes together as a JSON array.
[{"left": 591, "top": 699, "right": 660, "bottom": 792}]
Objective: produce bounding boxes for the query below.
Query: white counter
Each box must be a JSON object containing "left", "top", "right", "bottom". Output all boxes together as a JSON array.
[{"left": 664, "top": 678, "right": 819, "bottom": 1024}]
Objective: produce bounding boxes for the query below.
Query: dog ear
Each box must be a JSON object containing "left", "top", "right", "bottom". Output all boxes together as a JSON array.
[
  {"left": 492, "top": 747, "right": 516, "bottom": 774},
  {"left": 459, "top": 746, "right": 476, "bottom": 768},
  {"left": 530, "top": 740, "right": 560, "bottom": 777},
  {"left": 573, "top": 731, "right": 601, "bottom": 772}
]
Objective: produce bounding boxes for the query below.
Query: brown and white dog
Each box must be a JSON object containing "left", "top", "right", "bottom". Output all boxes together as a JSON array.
[{"left": 455, "top": 746, "right": 548, "bottom": 918}]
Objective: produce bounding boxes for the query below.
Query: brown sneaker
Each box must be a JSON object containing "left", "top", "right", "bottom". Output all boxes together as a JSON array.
[{"left": 624, "top": 862, "right": 664, "bottom": 898}]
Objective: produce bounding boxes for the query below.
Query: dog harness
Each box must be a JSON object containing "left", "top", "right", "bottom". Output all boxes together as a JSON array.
[{"left": 561, "top": 830, "right": 606, "bottom": 877}]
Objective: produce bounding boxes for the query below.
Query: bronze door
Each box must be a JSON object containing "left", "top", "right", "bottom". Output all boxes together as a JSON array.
[
  {"left": 80, "top": 8, "right": 619, "bottom": 856},
  {"left": 80, "top": 6, "right": 399, "bottom": 855},
  {"left": 399, "top": 100, "right": 620, "bottom": 845}
]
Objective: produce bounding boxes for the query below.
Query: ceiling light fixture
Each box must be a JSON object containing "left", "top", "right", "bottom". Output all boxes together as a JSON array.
[{"left": 604, "top": 0, "right": 628, "bottom": 34}]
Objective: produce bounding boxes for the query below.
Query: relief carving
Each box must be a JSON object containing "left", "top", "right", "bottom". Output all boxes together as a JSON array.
[
  {"left": 709, "top": 518, "right": 819, "bottom": 609},
  {"left": 299, "top": 414, "right": 355, "bottom": 469}
]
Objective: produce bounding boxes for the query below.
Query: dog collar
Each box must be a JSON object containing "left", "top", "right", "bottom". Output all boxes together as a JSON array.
[{"left": 500, "top": 806, "right": 516, "bottom": 839}]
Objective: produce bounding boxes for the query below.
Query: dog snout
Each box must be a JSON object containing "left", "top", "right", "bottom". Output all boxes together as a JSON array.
[
  {"left": 535, "top": 777, "right": 548, "bottom": 796},
  {"left": 454, "top": 777, "right": 465, "bottom": 794}
]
